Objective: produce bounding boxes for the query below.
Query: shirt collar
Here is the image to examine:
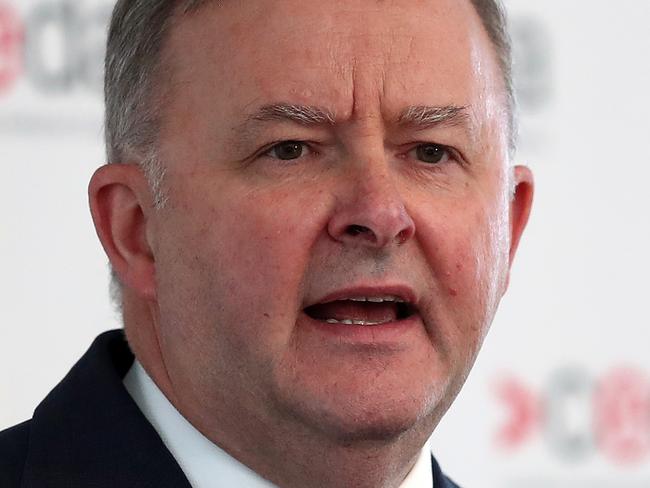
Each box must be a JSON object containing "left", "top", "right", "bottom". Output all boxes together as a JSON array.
[{"left": 124, "top": 360, "right": 432, "bottom": 488}]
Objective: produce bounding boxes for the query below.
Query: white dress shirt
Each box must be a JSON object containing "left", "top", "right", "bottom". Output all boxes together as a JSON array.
[{"left": 124, "top": 360, "right": 433, "bottom": 488}]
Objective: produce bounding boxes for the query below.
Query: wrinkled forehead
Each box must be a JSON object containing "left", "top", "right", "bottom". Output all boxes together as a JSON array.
[{"left": 163, "top": 0, "right": 506, "bottom": 130}]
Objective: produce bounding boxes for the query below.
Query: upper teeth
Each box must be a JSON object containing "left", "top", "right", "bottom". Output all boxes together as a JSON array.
[
  {"left": 346, "top": 296, "right": 405, "bottom": 303},
  {"left": 325, "top": 318, "right": 393, "bottom": 326}
]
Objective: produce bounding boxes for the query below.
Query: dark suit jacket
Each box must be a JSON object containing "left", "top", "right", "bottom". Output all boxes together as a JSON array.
[{"left": 0, "top": 330, "right": 460, "bottom": 487}]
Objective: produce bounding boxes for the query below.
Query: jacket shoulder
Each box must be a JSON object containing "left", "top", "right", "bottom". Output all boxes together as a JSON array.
[{"left": 0, "top": 420, "right": 31, "bottom": 487}]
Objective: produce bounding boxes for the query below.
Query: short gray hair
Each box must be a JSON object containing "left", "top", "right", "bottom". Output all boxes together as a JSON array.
[
  {"left": 104, "top": 0, "right": 210, "bottom": 208},
  {"left": 104, "top": 0, "right": 515, "bottom": 305}
]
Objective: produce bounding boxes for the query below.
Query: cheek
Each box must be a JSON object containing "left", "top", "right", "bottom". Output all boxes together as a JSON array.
[
  {"left": 416, "top": 196, "right": 509, "bottom": 351},
  {"left": 214, "top": 189, "right": 326, "bottom": 293},
  {"left": 157, "top": 183, "right": 330, "bottom": 347}
]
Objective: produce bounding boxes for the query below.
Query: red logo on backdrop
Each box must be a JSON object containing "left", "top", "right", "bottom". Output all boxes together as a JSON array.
[
  {"left": 496, "top": 366, "right": 650, "bottom": 466},
  {"left": 0, "top": 1, "right": 110, "bottom": 99},
  {"left": 494, "top": 377, "right": 541, "bottom": 448},
  {"left": 0, "top": 3, "right": 23, "bottom": 94},
  {"left": 595, "top": 367, "right": 650, "bottom": 464}
]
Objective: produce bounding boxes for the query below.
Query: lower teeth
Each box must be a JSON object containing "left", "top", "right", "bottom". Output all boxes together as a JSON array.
[{"left": 324, "top": 318, "right": 390, "bottom": 326}]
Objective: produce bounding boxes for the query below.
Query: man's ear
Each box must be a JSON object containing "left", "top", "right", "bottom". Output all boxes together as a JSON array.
[
  {"left": 88, "top": 163, "right": 157, "bottom": 300},
  {"left": 508, "top": 165, "right": 534, "bottom": 267}
]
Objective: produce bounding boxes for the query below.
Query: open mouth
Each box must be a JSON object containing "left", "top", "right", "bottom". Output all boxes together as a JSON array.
[{"left": 303, "top": 296, "right": 417, "bottom": 326}]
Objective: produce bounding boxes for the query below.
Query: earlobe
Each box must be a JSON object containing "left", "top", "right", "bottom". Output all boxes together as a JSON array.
[
  {"left": 508, "top": 165, "right": 534, "bottom": 265},
  {"left": 88, "top": 163, "right": 157, "bottom": 300}
]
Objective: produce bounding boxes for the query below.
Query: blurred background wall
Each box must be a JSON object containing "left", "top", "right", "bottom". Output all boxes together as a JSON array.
[{"left": 1, "top": 0, "right": 649, "bottom": 486}]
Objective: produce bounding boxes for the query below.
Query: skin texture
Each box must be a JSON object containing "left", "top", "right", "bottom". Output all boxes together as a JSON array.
[{"left": 89, "top": 1, "right": 534, "bottom": 487}]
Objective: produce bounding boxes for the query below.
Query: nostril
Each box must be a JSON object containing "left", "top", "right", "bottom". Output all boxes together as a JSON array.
[
  {"left": 396, "top": 229, "right": 410, "bottom": 244},
  {"left": 347, "top": 224, "right": 372, "bottom": 237}
]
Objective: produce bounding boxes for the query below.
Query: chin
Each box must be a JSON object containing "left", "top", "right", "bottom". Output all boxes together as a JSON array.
[
  {"left": 327, "top": 415, "right": 425, "bottom": 444},
  {"left": 274, "top": 384, "right": 444, "bottom": 445}
]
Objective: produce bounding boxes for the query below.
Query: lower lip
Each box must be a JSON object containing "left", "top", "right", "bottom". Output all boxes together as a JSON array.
[{"left": 298, "top": 311, "right": 422, "bottom": 346}]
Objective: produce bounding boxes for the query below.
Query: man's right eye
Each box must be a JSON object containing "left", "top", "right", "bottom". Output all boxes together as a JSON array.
[{"left": 265, "top": 141, "right": 308, "bottom": 160}]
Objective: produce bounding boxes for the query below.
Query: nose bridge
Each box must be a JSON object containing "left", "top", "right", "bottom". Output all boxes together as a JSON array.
[
  {"left": 354, "top": 160, "right": 402, "bottom": 213},
  {"left": 328, "top": 149, "right": 416, "bottom": 248}
]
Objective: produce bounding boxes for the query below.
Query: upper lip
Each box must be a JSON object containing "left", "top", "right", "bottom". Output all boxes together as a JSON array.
[{"left": 304, "top": 284, "right": 419, "bottom": 308}]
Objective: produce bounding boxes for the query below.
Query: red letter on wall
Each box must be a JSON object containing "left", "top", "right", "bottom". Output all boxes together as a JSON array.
[{"left": 0, "top": 3, "right": 23, "bottom": 95}]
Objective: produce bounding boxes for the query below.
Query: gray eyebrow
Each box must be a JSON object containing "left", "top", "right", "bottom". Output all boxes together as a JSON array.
[
  {"left": 232, "top": 103, "right": 473, "bottom": 152},
  {"left": 230, "top": 103, "right": 336, "bottom": 155},
  {"left": 249, "top": 103, "right": 336, "bottom": 125},
  {"left": 397, "top": 105, "right": 470, "bottom": 130},
  {"left": 243, "top": 103, "right": 468, "bottom": 129}
]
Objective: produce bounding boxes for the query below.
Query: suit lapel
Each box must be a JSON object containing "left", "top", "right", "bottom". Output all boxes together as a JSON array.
[
  {"left": 431, "top": 454, "right": 460, "bottom": 488},
  {"left": 21, "top": 330, "right": 191, "bottom": 488}
]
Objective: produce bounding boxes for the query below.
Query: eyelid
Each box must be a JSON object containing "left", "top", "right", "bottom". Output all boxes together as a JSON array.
[
  {"left": 252, "top": 139, "right": 466, "bottom": 166},
  {"left": 404, "top": 142, "right": 467, "bottom": 167},
  {"left": 403, "top": 142, "right": 449, "bottom": 159},
  {"left": 260, "top": 140, "right": 314, "bottom": 160}
]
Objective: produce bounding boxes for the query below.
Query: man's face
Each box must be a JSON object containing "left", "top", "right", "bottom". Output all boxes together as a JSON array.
[{"left": 148, "top": 0, "right": 528, "bottom": 441}]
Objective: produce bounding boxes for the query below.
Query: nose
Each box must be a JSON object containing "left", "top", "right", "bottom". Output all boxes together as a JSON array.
[{"left": 327, "top": 165, "right": 416, "bottom": 249}]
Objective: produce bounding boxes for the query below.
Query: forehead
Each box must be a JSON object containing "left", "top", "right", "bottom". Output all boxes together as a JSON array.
[{"left": 164, "top": 0, "right": 504, "bottom": 130}]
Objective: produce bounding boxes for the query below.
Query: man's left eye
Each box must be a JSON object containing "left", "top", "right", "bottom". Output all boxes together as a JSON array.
[
  {"left": 266, "top": 141, "right": 309, "bottom": 160},
  {"left": 411, "top": 143, "right": 449, "bottom": 164}
]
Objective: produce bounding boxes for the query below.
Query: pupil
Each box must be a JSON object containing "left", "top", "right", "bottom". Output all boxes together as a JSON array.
[
  {"left": 417, "top": 144, "right": 444, "bottom": 163},
  {"left": 278, "top": 142, "right": 302, "bottom": 160}
]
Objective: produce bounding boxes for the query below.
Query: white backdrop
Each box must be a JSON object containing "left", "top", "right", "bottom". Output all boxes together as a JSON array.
[{"left": 1, "top": 1, "right": 649, "bottom": 486}]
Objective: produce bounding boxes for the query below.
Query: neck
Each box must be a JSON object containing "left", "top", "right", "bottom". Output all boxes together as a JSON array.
[
  {"left": 263, "top": 433, "right": 428, "bottom": 488},
  {"left": 174, "top": 384, "right": 434, "bottom": 488}
]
